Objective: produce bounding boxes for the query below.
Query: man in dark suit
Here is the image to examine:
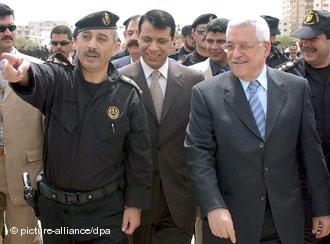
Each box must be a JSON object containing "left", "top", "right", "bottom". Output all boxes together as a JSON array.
[
  {"left": 185, "top": 16, "right": 330, "bottom": 244},
  {"left": 120, "top": 9, "right": 204, "bottom": 244},
  {"left": 112, "top": 15, "right": 141, "bottom": 69}
]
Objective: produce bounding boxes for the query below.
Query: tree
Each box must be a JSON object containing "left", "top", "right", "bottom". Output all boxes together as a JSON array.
[{"left": 276, "top": 35, "right": 298, "bottom": 47}]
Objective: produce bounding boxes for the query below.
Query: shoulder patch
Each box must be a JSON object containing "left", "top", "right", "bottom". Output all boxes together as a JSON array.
[
  {"left": 119, "top": 74, "right": 142, "bottom": 95},
  {"left": 276, "top": 59, "right": 298, "bottom": 71},
  {"left": 46, "top": 53, "right": 74, "bottom": 67}
]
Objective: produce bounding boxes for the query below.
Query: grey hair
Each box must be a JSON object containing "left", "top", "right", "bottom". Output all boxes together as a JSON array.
[
  {"left": 112, "top": 30, "right": 119, "bottom": 42},
  {"left": 226, "top": 16, "right": 270, "bottom": 42}
]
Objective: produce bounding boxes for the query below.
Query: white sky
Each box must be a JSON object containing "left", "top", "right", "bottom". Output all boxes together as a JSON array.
[{"left": 3, "top": 0, "right": 283, "bottom": 28}]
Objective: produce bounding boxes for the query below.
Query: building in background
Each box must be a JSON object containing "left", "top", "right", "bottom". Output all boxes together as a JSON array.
[
  {"left": 16, "top": 21, "right": 72, "bottom": 47},
  {"left": 280, "top": 0, "right": 329, "bottom": 34}
]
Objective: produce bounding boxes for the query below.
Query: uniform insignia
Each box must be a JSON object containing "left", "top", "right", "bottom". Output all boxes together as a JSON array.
[
  {"left": 119, "top": 74, "right": 143, "bottom": 95},
  {"left": 107, "top": 106, "right": 120, "bottom": 119},
  {"left": 304, "top": 10, "right": 320, "bottom": 25},
  {"left": 103, "top": 12, "right": 111, "bottom": 26},
  {"left": 276, "top": 59, "right": 297, "bottom": 71}
]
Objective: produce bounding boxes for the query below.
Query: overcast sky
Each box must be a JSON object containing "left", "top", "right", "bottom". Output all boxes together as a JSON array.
[{"left": 4, "top": 0, "right": 283, "bottom": 28}]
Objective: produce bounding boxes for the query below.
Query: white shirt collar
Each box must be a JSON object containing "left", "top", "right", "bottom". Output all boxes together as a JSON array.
[
  {"left": 140, "top": 57, "right": 169, "bottom": 80},
  {"left": 240, "top": 65, "right": 268, "bottom": 92}
]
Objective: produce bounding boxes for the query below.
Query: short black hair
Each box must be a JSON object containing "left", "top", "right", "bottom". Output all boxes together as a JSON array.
[
  {"left": 123, "top": 15, "right": 141, "bottom": 30},
  {"left": 0, "top": 3, "right": 14, "bottom": 18},
  {"left": 50, "top": 25, "right": 73, "bottom": 40},
  {"left": 207, "top": 18, "right": 229, "bottom": 34},
  {"left": 325, "top": 31, "right": 330, "bottom": 39},
  {"left": 138, "top": 9, "right": 176, "bottom": 38},
  {"left": 289, "top": 42, "right": 298, "bottom": 47}
]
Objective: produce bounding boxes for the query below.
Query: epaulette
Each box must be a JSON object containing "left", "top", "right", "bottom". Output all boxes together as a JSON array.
[
  {"left": 276, "top": 58, "right": 301, "bottom": 72},
  {"left": 119, "top": 74, "right": 142, "bottom": 95},
  {"left": 46, "top": 52, "right": 74, "bottom": 67}
]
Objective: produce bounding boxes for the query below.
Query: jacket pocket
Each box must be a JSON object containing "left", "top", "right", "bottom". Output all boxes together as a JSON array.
[{"left": 26, "top": 150, "right": 43, "bottom": 163}]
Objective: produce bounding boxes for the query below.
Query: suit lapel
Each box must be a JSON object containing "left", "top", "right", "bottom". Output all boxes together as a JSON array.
[
  {"left": 265, "top": 68, "right": 287, "bottom": 141},
  {"left": 134, "top": 62, "right": 159, "bottom": 122},
  {"left": 3, "top": 87, "right": 13, "bottom": 102},
  {"left": 224, "top": 72, "right": 262, "bottom": 140},
  {"left": 161, "top": 61, "right": 182, "bottom": 121}
]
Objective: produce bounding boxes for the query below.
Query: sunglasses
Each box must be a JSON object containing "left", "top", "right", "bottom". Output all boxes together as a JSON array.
[
  {"left": 0, "top": 24, "right": 17, "bottom": 32},
  {"left": 51, "top": 40, "right": 71, "bottom": 46},
  {"left": 195, "top": 28, "right": 207, "bottom": 35}
]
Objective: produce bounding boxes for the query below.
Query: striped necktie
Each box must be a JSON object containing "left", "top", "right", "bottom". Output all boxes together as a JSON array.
[
  {"left": 248, "top": 80, "right": 265, "bottom": 140},
  {"left": 149, "top": 70, "right": 163, "bottom": 121}
]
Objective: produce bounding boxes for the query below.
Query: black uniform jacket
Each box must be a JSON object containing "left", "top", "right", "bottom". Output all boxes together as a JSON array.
[{"left": 11, "top": 62, "right": 152, "bottom": 209}]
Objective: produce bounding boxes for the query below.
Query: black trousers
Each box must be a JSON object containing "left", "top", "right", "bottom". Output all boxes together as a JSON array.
[
  {"left": 132, "top": 177, "right": 193, "bottom": 244},
  {"left": 38, "top": 191, "right": 128, "bottom": 244}
]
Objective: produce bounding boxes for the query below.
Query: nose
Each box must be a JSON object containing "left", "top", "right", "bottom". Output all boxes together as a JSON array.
[
  {"left": 3, "top": 27, "right": 11, "bottom": 35},
  {"left": 231, "top": 46, "right": 243, "bottom": 58},
  {"left": 149, "top": 40, "right": 158, "bottom": 51},
  {"left": 87, "top": 37, "right": 97, "bottom": 49}
]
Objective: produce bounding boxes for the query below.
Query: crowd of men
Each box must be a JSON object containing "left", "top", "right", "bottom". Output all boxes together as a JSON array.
[{"left": 0, "top": 2, "right": 329, "bottom": 244}]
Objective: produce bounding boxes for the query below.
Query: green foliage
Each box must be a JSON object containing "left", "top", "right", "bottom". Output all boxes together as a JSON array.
[{"left": 276, "top": 35, "right": 298, "bottom": 47}]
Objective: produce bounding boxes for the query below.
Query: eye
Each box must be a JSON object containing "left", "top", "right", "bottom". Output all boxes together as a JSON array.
[
  {"left": 239, "top": 42, "right": 250, "bottom": 50},
  {"left": 141, "top": 37, "right": 152, "bottom": 43},
  {"left": 158, "top": 39, "right": 169, "bottom": 45}
]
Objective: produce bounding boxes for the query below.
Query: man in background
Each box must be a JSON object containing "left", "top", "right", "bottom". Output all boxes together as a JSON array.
[
  {"left": 191, "top": 18, "right": 230, "bottom": 79},
  {"left": 0, "top": 3, "right": 42, "bottom": 243},
  {"left": 181, "top": 13, "right": 217, "bottom": 66}
]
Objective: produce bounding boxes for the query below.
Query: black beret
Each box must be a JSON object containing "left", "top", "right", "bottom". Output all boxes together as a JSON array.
[
  {"left": 291, "top": 10, "right": 330, "bottom": 39},
  {"left": 192, "top": 13, "right": 217, "bottom": 29},
  {"left": 75, "top": 11, "right": 119, "bottom": 33},
  {"left": 181, "top": 25, "right": 192, "bottom": 36},
  {"left": 261, "top": 15, "right": 280, "bottom": 35}
]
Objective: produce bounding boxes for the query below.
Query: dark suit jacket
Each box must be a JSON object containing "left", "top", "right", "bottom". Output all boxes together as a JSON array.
[
  {"left": 185, "top": 67, "right": 330, "bottom": 243},
  {"left": 120, "top": 59, "right": 204, "bottom": 227},
  {"left": 112, "top": 55, "right": 131, "bottom": 69}
]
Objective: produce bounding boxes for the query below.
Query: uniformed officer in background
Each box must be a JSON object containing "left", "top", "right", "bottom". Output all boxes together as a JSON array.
[
  {"left": 261, "top": 15, "right": 289, "bottom": 68},
  {"left": 47, "top": 25, "right": 74, "bottom": 64},
  {"left": 1, "top": 10, "right": 152, "bottom": 244},
  {"left": 181, "top": 13, "right": 217, "bottom": 66},
  {"left": 291, "top": 9, "right": 330, "bottom": 244},
  {"left": 170, "top": 25, "right": 195, "bottom": 61}
]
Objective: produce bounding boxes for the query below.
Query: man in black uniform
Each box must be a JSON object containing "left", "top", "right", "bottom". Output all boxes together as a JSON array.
[
  {"left": 291, "top": 9, "right": 330, "bottom": 244},
  {"left": 170, "top": 25, "right": 195, "bottom": 61},
  {"left": 261, "top": 15, "right": 289, "bottom": 68},
  {"left": 2, "top": 10, "right": 152, "bottom": 244},
  {"left": 181, "top": 13, "right": 217, "bottom": 66}
]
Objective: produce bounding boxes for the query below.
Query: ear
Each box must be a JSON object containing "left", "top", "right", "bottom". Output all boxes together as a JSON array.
[
  {"left": 123, "top": 30, "right": 127, "bottom": 39},
  {"left": 264, "top": 41, "right": 271, "bottom": 57}
]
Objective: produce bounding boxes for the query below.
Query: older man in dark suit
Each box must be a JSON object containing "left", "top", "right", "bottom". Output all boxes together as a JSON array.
[
  {"left": 185, "top": 16, "right": 330, "bottom": 244},
  {"left": 120, "top": 9, "right": 204, "bottom": 244}
]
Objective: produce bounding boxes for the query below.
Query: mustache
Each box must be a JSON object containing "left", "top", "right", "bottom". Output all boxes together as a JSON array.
[
  {"left": 127, "top": 39, "right": 139, "bottom": 48},
  {"left": 230, "top": 57, "right": 247, "bottom": 63},
  {"left": 1, "top": 36, "right": 13, "bottom": 41},
  {"left": 83, "top": 49, "right": 100, "bottom": 57},
  {"left": 301, "top": 47, "right": 317, "bottom": 52}
]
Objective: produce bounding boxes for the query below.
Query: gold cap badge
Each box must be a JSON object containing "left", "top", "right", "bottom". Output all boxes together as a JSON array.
[
  {"left": 103, "top": 12, "right": 111, "bottom": 26},
  {"left": 304, "top": 10, "right": 320, "bottom": 25}
]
